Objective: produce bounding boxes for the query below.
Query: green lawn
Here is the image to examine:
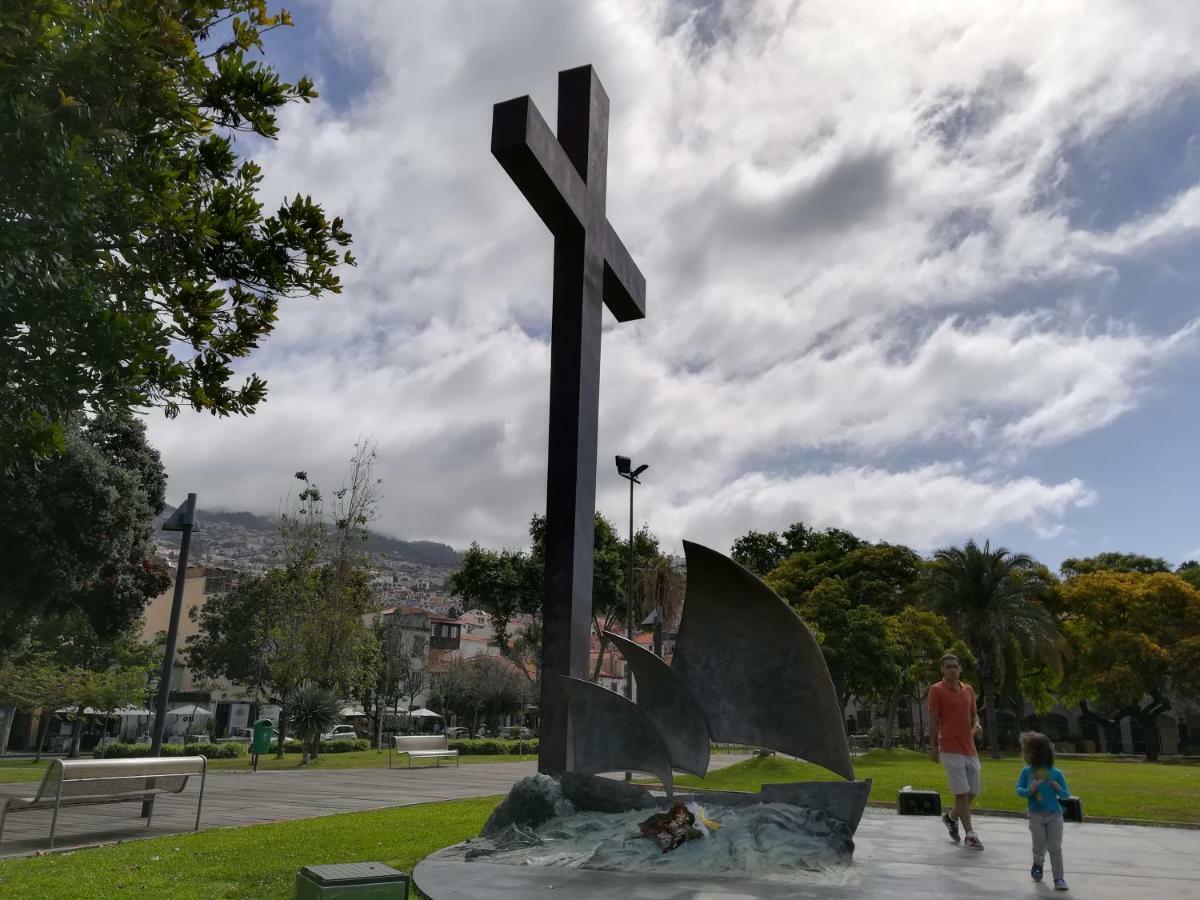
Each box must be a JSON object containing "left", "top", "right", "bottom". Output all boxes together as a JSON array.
[
  {"left": 0, "top": 751, "right": 533, "bottom": 784},
  {"left": 0, "top": 796, "right": 498, "bottom": 899},
  {"left": 676, "top": 750, "right": 1200, "bottom": 824}
]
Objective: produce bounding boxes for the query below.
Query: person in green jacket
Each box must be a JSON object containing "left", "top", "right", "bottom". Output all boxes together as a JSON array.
[{"left": 1016, "top": 731, "right": 1071, "bottom": 891}]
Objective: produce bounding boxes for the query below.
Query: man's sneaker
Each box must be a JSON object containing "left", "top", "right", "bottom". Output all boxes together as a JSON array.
[
  {"left": 1054, "top": 878, "right": 1069, "bottom": 891},
  {"left": 941, "top": 813, "right": 961, "bottom": 843},
  {"left": 963, "top": 831, "right": 984, "bottom": 851},
  {"left": 1031, "top": 863, "right": 1043, "bottom": 881}
]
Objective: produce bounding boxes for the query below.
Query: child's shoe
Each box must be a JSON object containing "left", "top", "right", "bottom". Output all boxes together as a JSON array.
[
  {"left": 963, "top": 831, "right": 984, "bottom": 850},
  {"left": 1054, "top": 878, "right": 1069, "bottom": 891},
  {"left": 1031, "top": 862, "right": 1043, "bottom": 881}
]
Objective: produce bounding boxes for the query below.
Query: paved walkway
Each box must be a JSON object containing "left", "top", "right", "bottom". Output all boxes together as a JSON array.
[
  {"left": 417, "top": 807, "right": 1200, "bottom": 899},
  {"left": 0, "top": 754, "right": 752, "bottom": 859}
]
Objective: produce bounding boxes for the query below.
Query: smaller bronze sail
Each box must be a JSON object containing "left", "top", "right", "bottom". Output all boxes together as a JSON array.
[
  {"left": 558, "top": 676, "right": 675, "bottom": 796},
  {"left": 604, "top": 631, "right": 711, "bottom": 777},
  {"left": 672, "top": 541, "right": 856, "bottom": 781}
]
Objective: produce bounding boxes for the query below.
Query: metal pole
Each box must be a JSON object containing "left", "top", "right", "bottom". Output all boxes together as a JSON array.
[
  {"left": 626, "top": 475, "right": 634, "bottom": 697},
  {"left": 624, "top": 475, "right": 634, "bottom": 783},
  {"left": 142, "top": 493, "right": 196, "bottom": 816}
]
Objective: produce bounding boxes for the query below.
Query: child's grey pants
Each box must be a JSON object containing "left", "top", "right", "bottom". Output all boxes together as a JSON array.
[{"left": 1028, "top": 811, "right": 1064, "bottom": 879}]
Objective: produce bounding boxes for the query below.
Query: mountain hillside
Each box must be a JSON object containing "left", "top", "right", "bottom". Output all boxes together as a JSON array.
[{"left": 154, "top": 505, "right": 461, "bottom": 568}]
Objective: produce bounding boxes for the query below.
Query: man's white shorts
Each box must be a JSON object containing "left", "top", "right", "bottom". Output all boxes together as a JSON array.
[{"left": 940, "top": 752, "right": 981, "bottom": 796}]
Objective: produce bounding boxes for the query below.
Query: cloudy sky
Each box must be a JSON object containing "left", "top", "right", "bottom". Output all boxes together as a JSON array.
[{"left": 148, "top": 0, "right": 1200, "bottom": 567}]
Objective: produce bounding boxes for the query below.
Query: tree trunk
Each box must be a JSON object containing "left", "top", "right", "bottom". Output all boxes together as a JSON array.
[
  {"left": 275, "top": 701, "right": 289, "bottom": 758},
  {"left": 97, "top": 711, "right": 112, "bottom": 755},
  {"left": 0, "top": 705, "right": 13, "bottom": 757},
  {"left": 35, "top": 711, "right": 51, "bottom": 762},
  {"left": 883, "top": 688, "right": 901, "bottom": 750},
  {"left": 981, "top": 677, "right": 1000, "bottom": 759},
  {"left": 1142, "top": 714, "right": 1160, "bottom": 762},
  {"left": 68, "top": 706, "right": 85, "bottom": 758}
]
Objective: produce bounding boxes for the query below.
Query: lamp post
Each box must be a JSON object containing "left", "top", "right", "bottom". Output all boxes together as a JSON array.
[
  {"left": 142, "top": 493, "right": 196, "bottom": 817},
  {"left": 614, "top": 456, "right": 648, "bottom": 701}
]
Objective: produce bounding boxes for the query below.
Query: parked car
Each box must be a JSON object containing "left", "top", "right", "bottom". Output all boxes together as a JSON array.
[
  {"left": 321, "top": 724, "right": 359, "bottom": 741},
  {"left": 444, "top": 726, "right": 469, "bottom": 739},
  {"left": 215, "top": 727, "right": 253, "bottom": 744},
  {"left": 503, "top": 726, "right": 536, "bottom": 740}
]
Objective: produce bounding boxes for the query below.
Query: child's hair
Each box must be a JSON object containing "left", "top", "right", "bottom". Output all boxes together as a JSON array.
[{"left": 1019, "top": 731, "right": 1055, "bottom": 768}]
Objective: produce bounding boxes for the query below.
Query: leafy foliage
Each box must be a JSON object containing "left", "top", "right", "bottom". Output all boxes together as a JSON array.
[
  {"left": 926, "top": 539, "right": 1059, "bottom": 757},
  {"left": 1060, "top": 571, "right": 1200, "bottom": 714},
  {"left": 97, "top": 741, "right": 246, "bottom": 760},
  {"left": 0, "top": 0, "right": 354, "bottom": 467},
  {"left": 1060, "top": 553, "right": 1172, "bottom": 578},
  {"left": 0, "top": 412, "right": 169, "bottom": 656},
  {"left": 289, "top": 685, "right": 342, "bottom": 763}
]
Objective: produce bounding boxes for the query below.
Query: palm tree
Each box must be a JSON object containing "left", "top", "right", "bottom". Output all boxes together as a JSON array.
[
  {"left": 927, "top": 540, "right": 1058, "bottom": 759},
  {"left": 638, "top": 557, "right": 686, "bottom": 657},
  {"left": 290, "top": 686, "right": 342, "bottom": 765}
]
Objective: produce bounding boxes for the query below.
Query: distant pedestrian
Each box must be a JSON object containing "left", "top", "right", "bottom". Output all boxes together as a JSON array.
[
  {"left": 1016, "top": 731, "right": 1071, "bottom": 891},
  {"left": 927, "top": 652, "right": 984, "bottom": 850}
]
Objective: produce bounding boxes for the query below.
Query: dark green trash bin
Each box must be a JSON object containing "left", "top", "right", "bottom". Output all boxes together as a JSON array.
[
  {"left": 295, "top": 862, "right": 409, "bottom": 899},
  {"left": 252, "top": 719, "right": 274, "bottom": 755}
]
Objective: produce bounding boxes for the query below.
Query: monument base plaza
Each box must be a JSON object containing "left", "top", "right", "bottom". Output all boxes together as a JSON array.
[{"left": 414, "top": 807, "right": 1200, "bottom": 900}]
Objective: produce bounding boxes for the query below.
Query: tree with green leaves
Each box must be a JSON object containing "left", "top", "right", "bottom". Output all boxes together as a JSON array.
[
  {"left": 881, "top": 608, "right": 971, "bottom": 749},
  {"left": 449, "top": 546, "right": 540, "bottom": 658},
  {"left": 289, "top": 686, "right": 342, "bottom": 765},
  {"left": 1059, "top": 570, "right": 1200, "bottom": 761},
  {"left": 769, "top": 539, "right": 923, "bottom": 617},
  {"left": 1060, "top": 553, "right": 1171, "bottom": 578},
  {"left": 0, "top": 412, "right": 170, "bottom": 657},
  {"left": 1, "top": 0, "right": 354, "bottom": 469},
  {"left": 925, "top": 540, "right": 1058, "bottom": 758},
  {"left": 781, "top": 577, "right": 900, "bottom": 719}
]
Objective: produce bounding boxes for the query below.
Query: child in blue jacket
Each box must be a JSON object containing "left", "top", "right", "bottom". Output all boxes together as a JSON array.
[{"left": 1016, "top": 731, "right": 1071, "bottom": 891}]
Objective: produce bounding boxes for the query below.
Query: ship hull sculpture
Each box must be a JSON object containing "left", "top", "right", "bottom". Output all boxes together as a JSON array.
[
  {"left": 412, "top": 543, "right": 873, "bottom": 896},
  {"left": 559, "top": 540, "right": 871, "bottom": 835}
]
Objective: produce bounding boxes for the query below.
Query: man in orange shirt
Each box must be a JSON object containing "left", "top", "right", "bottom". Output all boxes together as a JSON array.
[{"left": 927, "top": 652, "right": 984, "bottom": 850}]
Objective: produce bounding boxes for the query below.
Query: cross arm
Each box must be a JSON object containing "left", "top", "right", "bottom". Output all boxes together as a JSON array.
[
  {"left": 492, "top": 96, "right": 589, "bottom": 237},
  {"left": 602, "top": 221, "right": 646, "bottom": 322}
]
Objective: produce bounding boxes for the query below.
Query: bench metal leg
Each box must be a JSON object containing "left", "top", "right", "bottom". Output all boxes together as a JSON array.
[
  {"left": 49, "top": 780, "right": 65, "bottom": 850},
  {"left": 195, "top": 761, "right": 207, "bottom": 832},
  {"left": 146, "top": 795, "right": 155, "bottom": 829}
]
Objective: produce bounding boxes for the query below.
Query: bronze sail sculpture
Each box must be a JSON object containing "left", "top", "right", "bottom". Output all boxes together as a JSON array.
[{"left": 558, "top": 540, "right": 871, "bottom": 833}]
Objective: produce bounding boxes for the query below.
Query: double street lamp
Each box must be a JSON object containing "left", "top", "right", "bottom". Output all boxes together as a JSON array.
[{"left": 615, "top": 455, "right": 648, "bottom": 702}]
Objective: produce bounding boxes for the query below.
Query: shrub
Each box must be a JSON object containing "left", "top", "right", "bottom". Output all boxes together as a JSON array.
[
  {"left": 448, "top": 738, "right": 538, "bottom": 755},
  {"left": 96, "top": 742, "right": 246, "bottom": 760},
  {"left": 268, "top": 738, "right": 370, "bottom": 754}
]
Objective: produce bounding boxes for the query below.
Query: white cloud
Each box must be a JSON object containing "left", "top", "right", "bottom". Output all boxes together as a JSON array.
[{"left": 150, "top": 0, "right": 1200, "bottom": 554}]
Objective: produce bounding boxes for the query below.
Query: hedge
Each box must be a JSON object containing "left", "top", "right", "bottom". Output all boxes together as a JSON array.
[
  {"left": 96, "top": 742, "right": 246, "bottom": 760},
  {"left": 448, "top": 738, "right": 538, "bottom": 755},
  {"left": 268, "top": 738, "right": 371, "bottom": 754}
]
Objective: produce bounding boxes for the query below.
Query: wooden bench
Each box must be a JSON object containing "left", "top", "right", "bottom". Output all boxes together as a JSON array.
[
  {"left": 0, "top": 755, "right": 207, "bottom": 850},
  {"left": 388, "top": 735, "right": 459, "bottom": 769}
]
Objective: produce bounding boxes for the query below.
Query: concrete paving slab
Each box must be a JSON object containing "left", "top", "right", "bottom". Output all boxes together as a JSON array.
[
  {"left": 414, "top": 807, "right": 1200, "bottom": 899},
  {"left": 0, "top": 754, "right": 751, "bottom": 858}
]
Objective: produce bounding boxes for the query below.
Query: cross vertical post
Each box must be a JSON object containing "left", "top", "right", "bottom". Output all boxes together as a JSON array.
[{"left": 491, "top": 65, "right": 646, "bottom": 774}]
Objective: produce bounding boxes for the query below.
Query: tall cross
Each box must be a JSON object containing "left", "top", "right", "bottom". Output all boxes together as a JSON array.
[{"left": 492, "top": 65, "right": 646, "bottom": 774}]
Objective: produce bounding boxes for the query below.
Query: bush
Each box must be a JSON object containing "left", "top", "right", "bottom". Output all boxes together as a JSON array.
[
  {"left": 268, "top": 738, "right": 370, "bottom": 754},
  {"left": 96, "top": 741, "right": 246, "bottom": 760},
  {"left": 448, "top": 738, "right": 538, "bottom": 755}
]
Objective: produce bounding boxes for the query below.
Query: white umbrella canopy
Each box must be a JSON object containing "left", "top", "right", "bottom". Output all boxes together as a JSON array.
[
  {"left": 167, "top": 706, "right": 213, "bottom": 717},
  {"left": 404, "top": 708, "right": 443, "bottom": 718}
]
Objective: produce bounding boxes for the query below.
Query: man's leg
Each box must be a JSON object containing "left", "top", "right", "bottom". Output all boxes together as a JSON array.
[{"left": 954, "top": 792, "right": 974, "bottom": 833}]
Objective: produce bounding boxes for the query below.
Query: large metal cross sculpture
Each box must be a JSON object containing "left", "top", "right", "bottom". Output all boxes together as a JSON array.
[{"left": 492, "top": 65, "right": 646, "bottom": 774}]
